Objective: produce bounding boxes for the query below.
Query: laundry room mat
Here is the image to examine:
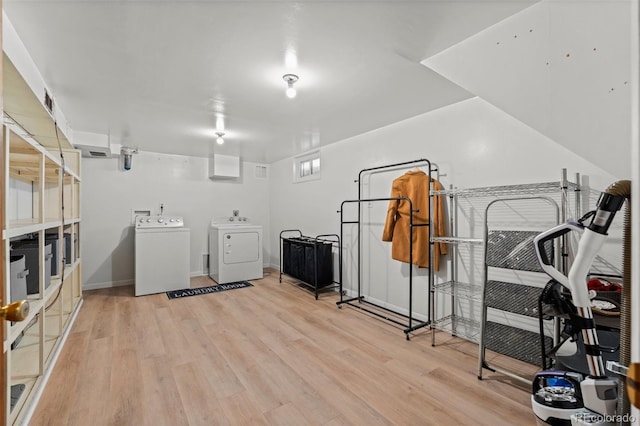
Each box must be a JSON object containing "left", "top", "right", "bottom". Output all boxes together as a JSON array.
[{"left": 166, "top": 281, "right": 253, "bottom": 300}]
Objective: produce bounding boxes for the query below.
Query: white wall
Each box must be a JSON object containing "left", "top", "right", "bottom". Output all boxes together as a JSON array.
[
  {"left": 269, "top": 97, "right": 621, "bottom": 318},
  {"left": 423, "top": 0, "right": 631, "bottom": 178},
  {"left": 81, "top": 151, "right": 269, "bottom": 289}
]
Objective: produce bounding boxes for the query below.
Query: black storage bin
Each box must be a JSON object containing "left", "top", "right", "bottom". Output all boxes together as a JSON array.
[
  {"left": 282, "top": 237, "right": 333, "bottom": 288},
  {"left": 282, "top": 238, "right": 292, "bottom": 277},
  {"left": 283, "top": 237, "right": 306, "bottom": 281},
  {"left": 11, "top": 241, "right": 52, "bottom": 295},
  {"left": 44, "top": 234, "right": 61, "bottom": 275},
  {"left": 71, "top": 232, "right": 78, "bottom": 263},
  {"left": 291, "top": 239, "right": 306, "bottom": 281},
  {"left": 46, "top": 232, "right": 73, "bottom": 266},
  {"left": 304, "top": 241, "right": 333, "bottom": 287}
]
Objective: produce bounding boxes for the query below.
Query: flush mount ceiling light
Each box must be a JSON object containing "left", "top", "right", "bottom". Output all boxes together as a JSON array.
[
  {"left": 215, "top": 131, "right": 225, "bottom": 145},
  {"left": 283, "top": 73, "right": 299, "bottom": 99}
]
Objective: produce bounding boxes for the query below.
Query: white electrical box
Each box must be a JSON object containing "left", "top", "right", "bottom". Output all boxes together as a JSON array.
[{"left": 209, "top": 154, "right": 240, "bottom": 179}]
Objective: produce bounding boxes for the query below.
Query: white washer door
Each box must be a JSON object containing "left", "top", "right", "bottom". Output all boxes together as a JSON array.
[{"left": 223, "top": 231, "right": 259, "bottom": 264}]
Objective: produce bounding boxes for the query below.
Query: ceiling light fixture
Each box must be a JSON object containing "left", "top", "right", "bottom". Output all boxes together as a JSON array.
[
  {"left": 283, "top": 74, "right": 299, "bottom": 99},
  {"left": 215, "top": 131, "right": 225, "bottom": 145}
]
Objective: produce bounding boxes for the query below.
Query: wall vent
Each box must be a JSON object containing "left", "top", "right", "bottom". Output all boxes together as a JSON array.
[
  {"left": 255, "top": 165, "right": 268, "bottom": 179},
  {"left": 44, "top": 90, "right": 54, "bottom": 115}
]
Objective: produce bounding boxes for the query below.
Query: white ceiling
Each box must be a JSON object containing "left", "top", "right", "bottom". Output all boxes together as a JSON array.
[{"left": 3, "top": 0, "right": 537, "bottom": 163}]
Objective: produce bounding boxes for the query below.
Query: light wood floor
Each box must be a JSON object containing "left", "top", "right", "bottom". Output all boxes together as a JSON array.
[{"left": 31, "top": 271, "right": 537, "bottom": 425}]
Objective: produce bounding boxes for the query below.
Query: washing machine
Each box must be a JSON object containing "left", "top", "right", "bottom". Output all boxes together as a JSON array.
[
  {"left": 135, "top": 215, "right": 190, "bottom": 296},
  {"left": 209, "top": 216, "right": 263, "bottom": 284}
]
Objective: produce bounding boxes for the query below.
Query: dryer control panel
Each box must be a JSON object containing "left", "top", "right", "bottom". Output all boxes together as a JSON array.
[
  {"left": 211, "top": 216, "right": 251, "bottom": 225},
  {"left": 136, "top": 215, "right": 184, "bottom": 228}
]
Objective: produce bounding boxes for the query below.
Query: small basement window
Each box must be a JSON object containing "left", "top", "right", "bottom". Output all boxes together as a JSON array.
[{"left": 293, "top": 151, "right": 321, "bottom": 183}]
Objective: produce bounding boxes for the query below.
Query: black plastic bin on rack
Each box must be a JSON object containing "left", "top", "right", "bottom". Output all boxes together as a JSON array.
[
  {"left": 69, "top": 232, "right": 78, "bottom": 264},
  {"left": 282, "top": 237, "right": 333, "bottom": 288},
  {"left": 44, "top": 234, "right": 61, "bottom": 275},
  {"left": 46, "top": 232, "right": 73, "bottom": 267}
]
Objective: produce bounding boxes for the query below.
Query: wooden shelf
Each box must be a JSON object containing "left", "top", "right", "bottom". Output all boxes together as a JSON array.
[{"left": 3, "top": 117, "right": 82, "bottom": 425}]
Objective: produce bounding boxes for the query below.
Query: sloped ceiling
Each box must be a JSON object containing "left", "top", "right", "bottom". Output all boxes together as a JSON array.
[
  {"left": 3, "top": 54, "right": 71, "bottom": 150},
  {"left": 422, "top": 0, "right": 631, "bottom": 178}
]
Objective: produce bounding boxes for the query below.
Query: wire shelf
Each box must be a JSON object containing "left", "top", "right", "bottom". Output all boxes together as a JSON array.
[
  {"left": 433, "top": 281, "right": 483, "bottom": 301},
  {"left": 431, "top": 181, "right": 580, "bottom": 198},
  {"left": 431, "top": 236, "right": 483, "bottom": 244},
  {"left": 432, "top": 314, "right": 481, "bottom": 343}
]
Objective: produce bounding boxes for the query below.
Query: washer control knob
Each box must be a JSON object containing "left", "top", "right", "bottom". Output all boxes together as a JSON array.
[
  {"left": 170, "top": 218, "right": 175, "bottom": 222},
  {"left": 229, "top": 217, "right": 234, "bottom": 222},
  {"left": 146, "top": 219, "right": 151, "bottom": 223},
  {"left": 158, "top": 218, "right": 164, "bottom": 223},
  {"left": 139, "top": 218, "right": 145, "bottom": 223}
]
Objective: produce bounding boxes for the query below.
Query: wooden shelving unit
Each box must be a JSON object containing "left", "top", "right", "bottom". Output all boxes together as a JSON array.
[{"left": 3, "top": 121, "right": 82, "bottom": 424}]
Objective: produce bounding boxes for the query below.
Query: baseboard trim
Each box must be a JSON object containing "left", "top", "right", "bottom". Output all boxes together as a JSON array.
[
  {"left": 83, "top": 279, "right": 133, "bottom": 291},
  {"left": 85, "top": 266, "right": 276, "bottom": 290}
]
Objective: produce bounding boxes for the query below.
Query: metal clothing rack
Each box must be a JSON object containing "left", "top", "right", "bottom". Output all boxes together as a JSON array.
[{"left": 336, "top": 158, "right": 439, "bottom": 340}]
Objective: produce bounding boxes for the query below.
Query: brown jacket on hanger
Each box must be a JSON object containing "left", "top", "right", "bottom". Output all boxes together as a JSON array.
[{"left": 382, "top": 170, "right": 447, "bottom": 271}]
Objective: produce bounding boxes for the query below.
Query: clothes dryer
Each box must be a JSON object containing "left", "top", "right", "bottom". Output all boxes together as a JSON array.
[{"left": 209, "top": 216, "right": 263, "bottom": 284}]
